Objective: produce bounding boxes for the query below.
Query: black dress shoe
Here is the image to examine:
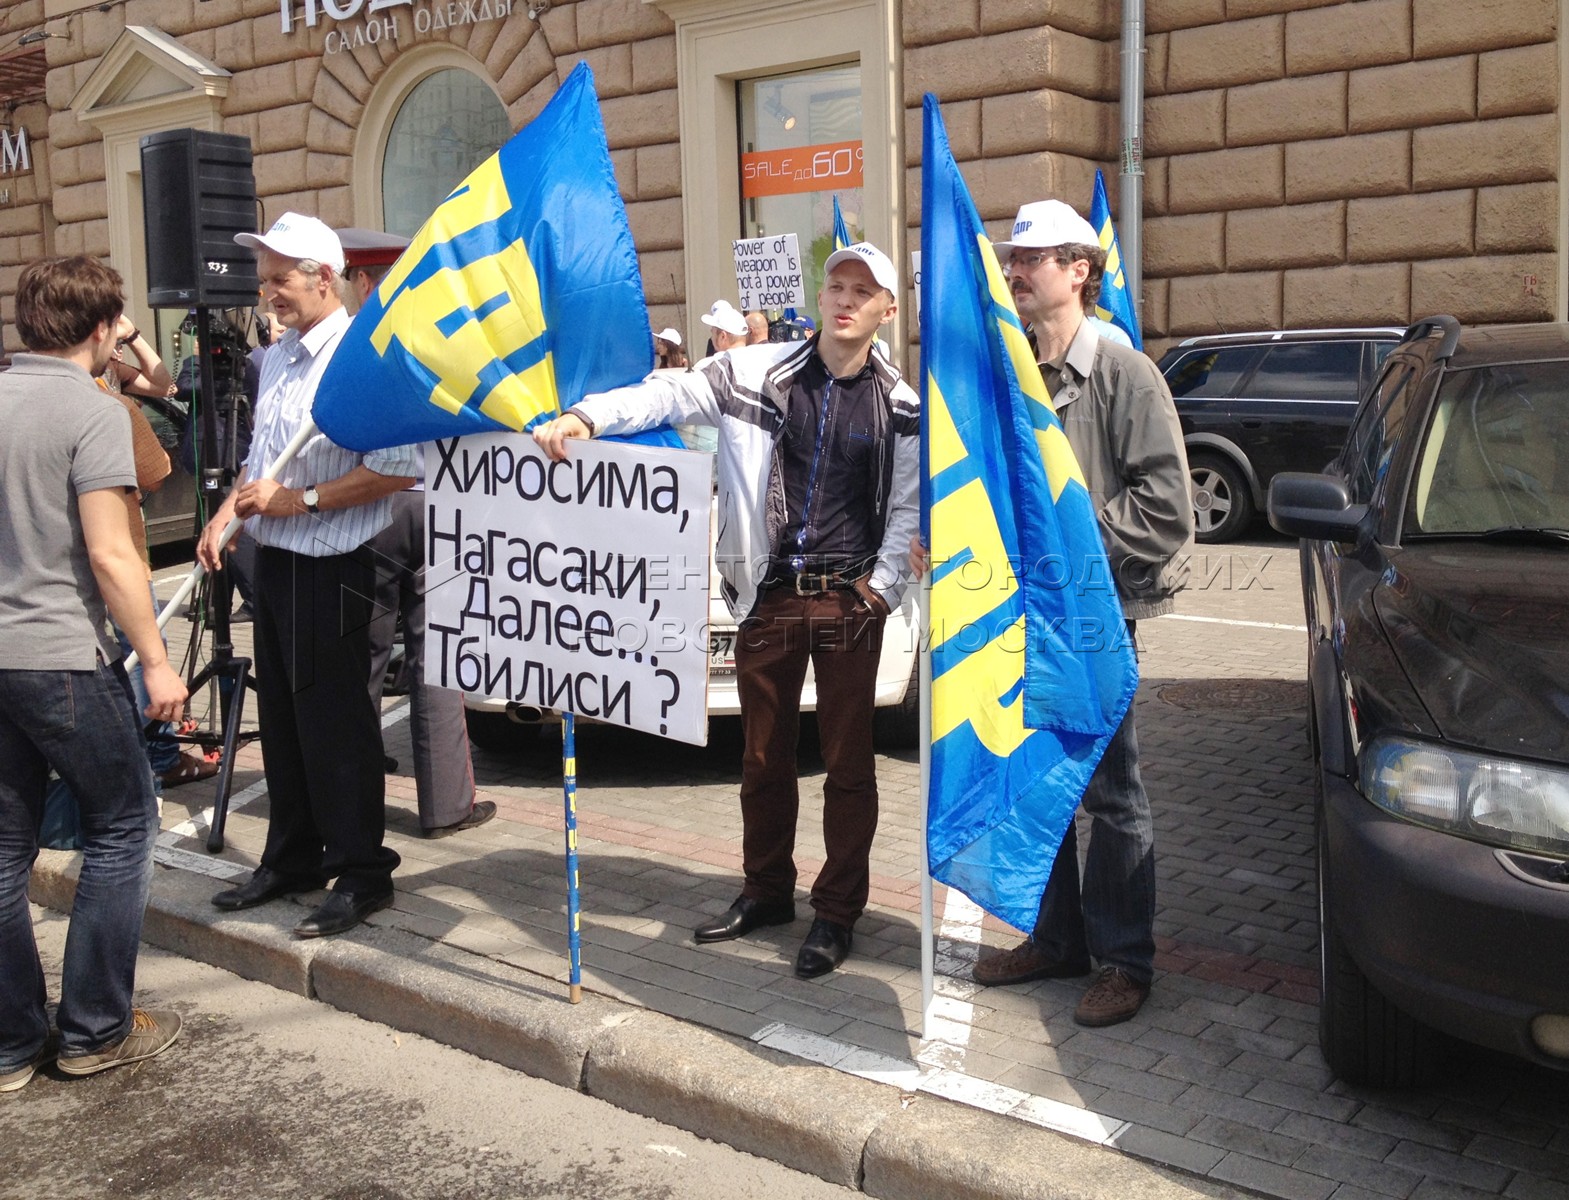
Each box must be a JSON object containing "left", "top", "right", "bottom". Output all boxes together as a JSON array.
[
  {"left": 693, "top": 895, "right": 795, "bottom": 944},
  {"left": 211, "top": 867, "right": 322, "bottom": 912},
  {"left": 424, "top": 800, "right": 497, "bottom": 839},
  {"left": 794, "top": 917, "right": 853, "bottom": 979},
  {"left": 293, "top": 888, "right": 394, "bottom": 939}
]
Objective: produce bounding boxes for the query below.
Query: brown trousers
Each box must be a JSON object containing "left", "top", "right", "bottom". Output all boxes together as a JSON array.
[{"left": 734, "top": 587, "right": 886, "bottom": 926}]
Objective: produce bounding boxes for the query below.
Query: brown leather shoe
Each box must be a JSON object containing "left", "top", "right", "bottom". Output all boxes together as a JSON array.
[
  {"left": 1074, "top": 966, "right": 1150, "bottom": 1027},
  {"left": 972, "top": 938, "right": 1091, "bottom": 986}
]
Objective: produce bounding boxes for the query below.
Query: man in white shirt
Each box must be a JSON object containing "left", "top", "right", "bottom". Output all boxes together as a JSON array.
[{"left": 199, "top": 214, "right": 416, "bottom": 938}]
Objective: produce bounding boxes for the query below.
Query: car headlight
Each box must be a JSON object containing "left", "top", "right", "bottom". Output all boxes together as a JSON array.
[{"left": 1361, "top": 737, "right": 1569, "bottom": 857}]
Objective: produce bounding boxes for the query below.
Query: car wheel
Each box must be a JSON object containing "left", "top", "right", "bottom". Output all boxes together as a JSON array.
[
  {"left": 1316, "top": 768, "right": 1438, "bottom": 1086},
  {"left": 465, "top": 709, "right": 552, "bottom": 755},
  {"left": 1188, "top": 452, "right": 1255, "bottom": 544},
  {"left": 873, "top": 657, "right": 921, "bottom": 751}
]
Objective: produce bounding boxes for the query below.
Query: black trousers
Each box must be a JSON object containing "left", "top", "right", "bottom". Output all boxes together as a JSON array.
[{"left": 253, "top": 545, "right": 398, "bottom": 892}]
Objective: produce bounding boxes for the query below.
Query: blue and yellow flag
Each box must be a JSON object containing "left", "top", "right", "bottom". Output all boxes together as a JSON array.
[
  {"left": 1090, "top": 170, "right": 1142, "bottom": 350},
  {"left": 832, "top": 195, "right": 851, "bottom": 252},
  {"left": 314, "top": 63, "right": 659, "bottom": 452},
  {"left": 920, "top": 95, "right": 1137, "bottom": 932}
]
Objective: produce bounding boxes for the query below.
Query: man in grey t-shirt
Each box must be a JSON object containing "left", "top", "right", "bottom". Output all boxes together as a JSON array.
[{"left": 0, "top": 256, "right": 189, "bottom": 1091}]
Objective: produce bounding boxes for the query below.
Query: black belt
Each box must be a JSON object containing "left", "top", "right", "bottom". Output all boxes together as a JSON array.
[{"left": 763, "top": 570, "right": 864, "bottom": 596}]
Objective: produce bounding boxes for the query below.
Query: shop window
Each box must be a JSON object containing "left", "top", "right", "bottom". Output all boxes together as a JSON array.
[
  {"left": 737, "top": 65, "right": 863, "bottom": 321},
  {"left": 381, "top": 68, "right": 508, "bottom": 237}
]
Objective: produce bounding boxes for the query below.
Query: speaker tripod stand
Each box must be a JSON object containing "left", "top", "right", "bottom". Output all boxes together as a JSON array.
[{"left": 158, "top": 305, "right": 258, "bottom": 853}]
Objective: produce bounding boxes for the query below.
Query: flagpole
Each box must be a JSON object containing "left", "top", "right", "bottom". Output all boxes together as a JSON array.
[
  {"left": 129, "top": 418, "right": 319, "bottom": 670},
  {"left": 918, "top": 569, "right": 935, "bottom": 1040},
  {"left": 562, "top": 711, "right": 584, "bottom": 1003}
]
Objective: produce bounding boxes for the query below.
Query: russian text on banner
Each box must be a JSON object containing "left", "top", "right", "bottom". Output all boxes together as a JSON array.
[{"left": 919, "top": 94, "right": 1138, "bottom": 933}]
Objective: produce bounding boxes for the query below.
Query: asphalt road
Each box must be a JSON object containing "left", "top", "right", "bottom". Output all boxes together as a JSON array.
[{"left": 4, "top": 906, "right": 856, "bottom": 1200}]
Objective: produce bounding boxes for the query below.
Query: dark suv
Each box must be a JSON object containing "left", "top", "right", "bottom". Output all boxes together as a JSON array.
[
  {"left": 1158, "top": 328, "right": 1403, "bottom": 542},
  {"left": 1269, "top": 316, "right": 1569, "bottom": 1085}
]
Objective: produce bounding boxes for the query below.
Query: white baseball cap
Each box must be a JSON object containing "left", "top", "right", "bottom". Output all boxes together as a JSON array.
[
  {"left": 823, "top": 241, "right": 898, "bottom": 295},
  {"left": 655, "top": 327, "right": 682, "bottom": 345},
  {"left": 994, "top": 200, "right": 1099, "bottom": 253},
  {"left": 699, "top": 300, "right": 749, "bottom": 337},
  {"left": 235, "top": 212, "right": 346, "bottom": 274}
]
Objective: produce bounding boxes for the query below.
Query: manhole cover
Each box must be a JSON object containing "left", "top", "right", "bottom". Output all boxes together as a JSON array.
[{"left": 1157, "top": 680, "right": 1307, "bottom": 712}]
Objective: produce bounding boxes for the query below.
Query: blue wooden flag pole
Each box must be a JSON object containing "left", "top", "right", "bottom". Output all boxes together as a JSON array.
[{"left": 563, "top": 712, "right": 583, "bottom": 1003}]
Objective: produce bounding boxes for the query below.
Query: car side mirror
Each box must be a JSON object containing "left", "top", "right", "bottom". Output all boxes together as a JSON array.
[{"left": 1268, "top": 472, "right": 1368, "bottom": 540}]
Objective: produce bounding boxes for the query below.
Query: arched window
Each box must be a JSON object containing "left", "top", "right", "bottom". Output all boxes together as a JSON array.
[{"left": 381, "top": 68, "right": 509, "bottom": 236}]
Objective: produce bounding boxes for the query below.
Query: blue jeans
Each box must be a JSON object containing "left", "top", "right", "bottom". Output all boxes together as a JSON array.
[
  {"left": 1031, "top": 624, "right": 1156, "bottom": 985},
  {"left": 0, "top": 661, "right": 158, "bottom": 1069}
]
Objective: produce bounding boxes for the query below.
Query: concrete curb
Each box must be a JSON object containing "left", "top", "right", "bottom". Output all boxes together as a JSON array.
[
  {"left": 584, "top": 1009, "right": 902, "bottom": 1187},
  {"left": 311, "top": 928, "right": 622, "bottom": 1092},
  {"left": 29, "top": 854, "right": 1252, "bottom": 1200},
  {"left": 862, "top": 1100, "right": 1246, "bottom": 1200}
]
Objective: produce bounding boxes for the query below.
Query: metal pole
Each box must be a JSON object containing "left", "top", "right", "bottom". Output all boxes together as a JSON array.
[
  {"left": 918, "top": 574, "right": 934, "bottom": 1039},
  {"left": 563, "top": 712, "right": 583, "bottom": 1003},
  {"left": 1120, "top": 0, "right": 1147, "bottom": 320}
]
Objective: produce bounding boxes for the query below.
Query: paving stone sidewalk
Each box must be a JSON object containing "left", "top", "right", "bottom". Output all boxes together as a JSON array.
[{"left": 136, "top": 535, "right": 1569, "bottom": 1200}]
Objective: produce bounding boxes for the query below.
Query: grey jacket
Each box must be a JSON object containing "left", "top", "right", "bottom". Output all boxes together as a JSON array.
[
  {"left": 1042, "top": 320, "right": 1194, "bottom": 620},
  {"left": 573, "top": 336, "right": 922, "bottom": 622}
]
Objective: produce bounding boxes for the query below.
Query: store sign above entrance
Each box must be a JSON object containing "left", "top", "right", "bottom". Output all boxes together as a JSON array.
[
  {"left": 741, "top": 139, "right": 863, "bottom": 199},
  {"left": 0, "top": 128, "right": 31, "bottom": 176},
  {"left": 279, "top": 0, "right": 514, "bottom": 51}
]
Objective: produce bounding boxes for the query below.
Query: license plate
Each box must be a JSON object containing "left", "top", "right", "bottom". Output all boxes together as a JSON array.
[{"left": 709, "top": 629, "right": 736, "bottom": 674}]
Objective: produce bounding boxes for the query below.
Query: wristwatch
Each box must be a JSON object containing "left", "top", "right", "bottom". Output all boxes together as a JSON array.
[{"left": 302, "top": 485, "right": 321, "bottom": 513}]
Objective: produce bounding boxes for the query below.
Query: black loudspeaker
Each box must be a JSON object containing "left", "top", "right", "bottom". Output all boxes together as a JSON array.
[{"left": 140, "top": 128, "right": 260, "bottom": 308}]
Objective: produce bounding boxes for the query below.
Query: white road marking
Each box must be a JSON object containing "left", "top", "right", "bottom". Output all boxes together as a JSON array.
[
  {"left": 920, "top": 888, "right": 986, "bottom": 1068},
  {"left": 751, "top": 1022, "right": 1128, "bottom": 1146},
  {"left": 162, "top": 700, "right": 410, "bottom": 839},
  {"left": 152, "top": 839, "right": 249, "bottom": 879},
  {"left": 1158, "top": 613, "right": 1306, "bottom": 633}
]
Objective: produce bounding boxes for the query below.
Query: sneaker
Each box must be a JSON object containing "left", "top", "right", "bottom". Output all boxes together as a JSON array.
[
  {"left": 1074, "top": 966, "right": 1150, "bottom": 1027},
  {"left": 56, "top": 1008, "right": 182, "bottom": 1077},
  {"left": 972, "top": 938, "right": 1091, "bottom": 987},
  {"left": 0, "top": 1036, "right": 57, "bottom": 1093},
  {"left": 159, "top": 750, "right": 219, "bottom": 789}
]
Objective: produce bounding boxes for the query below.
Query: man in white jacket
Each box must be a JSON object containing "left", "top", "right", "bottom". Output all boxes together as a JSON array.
[{"left": 534, "top": 243, "right": 919, "bottom": 979}]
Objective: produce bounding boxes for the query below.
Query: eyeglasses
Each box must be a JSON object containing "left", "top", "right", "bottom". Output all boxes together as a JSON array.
[{"left": 1008, "top": 250, "right": 1069, "bottom": 272}]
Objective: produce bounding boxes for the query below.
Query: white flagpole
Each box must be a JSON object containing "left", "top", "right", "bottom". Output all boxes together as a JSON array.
[
  {"left": 918, "top": 566, "right": 934, "bottom": 1040},
  {"left": 129, "top": 419, "right": 319, "bottom": 668}
]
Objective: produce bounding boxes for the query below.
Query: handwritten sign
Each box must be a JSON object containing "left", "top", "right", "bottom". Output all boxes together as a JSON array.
[
  {"left": 733, "top": 234, "right": 805, "bottom": 312},
  {"left": 425, "top": 433, "right": 714, "bottom": 745}
]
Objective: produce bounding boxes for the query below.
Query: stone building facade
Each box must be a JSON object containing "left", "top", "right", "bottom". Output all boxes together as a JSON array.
[{"left": 0, "top": 0, "right": 1560, "bottom": 362}]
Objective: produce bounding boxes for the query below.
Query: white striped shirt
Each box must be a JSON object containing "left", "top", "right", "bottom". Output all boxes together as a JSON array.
[{"left": 242, "top": 305, "right": 417, "bottom": 556}]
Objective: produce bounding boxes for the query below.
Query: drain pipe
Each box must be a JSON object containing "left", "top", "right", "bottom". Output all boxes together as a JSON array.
[{"left": 1119, "top": 0, "right": 1146, "bottom": 321}]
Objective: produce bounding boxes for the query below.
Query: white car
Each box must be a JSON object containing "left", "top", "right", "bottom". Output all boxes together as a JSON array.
[{"left": 461, "top": 496, "right": 921, "bottom": 753}]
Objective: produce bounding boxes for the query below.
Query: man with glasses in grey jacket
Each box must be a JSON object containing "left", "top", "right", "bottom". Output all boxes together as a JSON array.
[{"left": 972, "top": 200, "right": 1193, "bottom": 1027}]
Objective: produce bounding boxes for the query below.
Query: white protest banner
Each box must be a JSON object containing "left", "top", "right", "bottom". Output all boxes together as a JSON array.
[
  {"left": 733, "top": 233, "right": 805, "bottom": 311},
  {"left": 424, "top": 433, "right": 714, "bottom": 745}
]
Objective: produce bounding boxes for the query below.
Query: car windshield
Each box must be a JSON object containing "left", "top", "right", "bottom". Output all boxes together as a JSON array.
[{"left": 1409, "top": 360, "right": 1569, "bottom": 536}]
